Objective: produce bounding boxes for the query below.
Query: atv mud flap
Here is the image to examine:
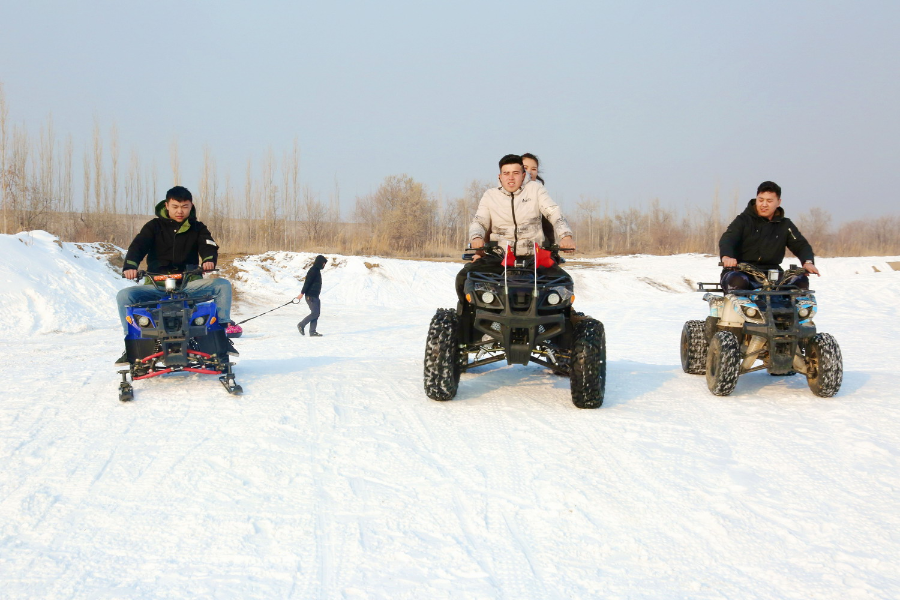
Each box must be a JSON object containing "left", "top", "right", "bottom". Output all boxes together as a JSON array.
[
  {"left": 743, "top": 321, "right": 817, "bottom": 375},
  {"left": 474, "top": 308, "right": 565, "bottom": 366},
  {"left": 194, "top": 329, "right": 231, "bottom": 358}
]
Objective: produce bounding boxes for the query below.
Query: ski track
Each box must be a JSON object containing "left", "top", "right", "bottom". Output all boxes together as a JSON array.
[{"left": 1, "top": 246, "right": 900, "bottom": 598}]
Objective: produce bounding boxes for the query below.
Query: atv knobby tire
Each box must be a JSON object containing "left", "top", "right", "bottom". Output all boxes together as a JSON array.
[
  {"left": 570, "top": 318, "right": 606, "bottom": 409},
  {"left": 424, "top": 309, "right": 462, "bottom": 401},
  {"left": 680, "top": 320, "right": 708, "bottom": 374},
  {"left": 706, "top": 331, "right": 740, "bottom": 396},
  {"left": 805, "top": 333, "right": 843, "bottom": 397}
]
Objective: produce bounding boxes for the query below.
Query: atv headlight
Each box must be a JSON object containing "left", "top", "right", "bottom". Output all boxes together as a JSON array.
[
  {"left": 547, "top": 292, "right": 561, "bottom": 305},
  {"left": 137, "top": 316, "right": 151, "bottom": 327},
  {"left": 193, "top": 316, "right": 207, "bottom": 326},
  {"left": 798, "top": 307, "right": 810, "bottom": 318},
  {"left": 736, "top": 300, "right": 762, "bottom": 320},
  {"left": 481, "top": 291, "right": 495, "bottom": 304}
]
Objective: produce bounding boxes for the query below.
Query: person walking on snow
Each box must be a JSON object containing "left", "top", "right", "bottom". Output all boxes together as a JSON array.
[{"left": 297, "top": 255, "right": 327, "bottom": 337}]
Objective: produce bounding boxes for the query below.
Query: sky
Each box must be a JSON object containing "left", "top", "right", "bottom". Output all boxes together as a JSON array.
[{"left": 1, "top": 0, "right": 898, "bottom": 221}]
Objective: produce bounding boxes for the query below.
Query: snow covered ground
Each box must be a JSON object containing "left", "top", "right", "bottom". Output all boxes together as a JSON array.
[{"left": 2, "top": 231, "right": 899, "bottom": 599}]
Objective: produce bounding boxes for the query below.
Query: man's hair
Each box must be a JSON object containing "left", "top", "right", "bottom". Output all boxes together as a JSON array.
[
  {"left": 165, "top": 186, "right": 193, "bottom": 202},
  {"left": 757, "top": 181, "right": 781, "bottom": 198},
  {"left": 498, "top": 154, "right": 524, "bottom": 170}
]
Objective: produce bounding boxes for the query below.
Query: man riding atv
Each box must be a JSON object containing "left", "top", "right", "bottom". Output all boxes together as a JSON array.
[
  {"left": 680, "top": 180, "right": 842, "bottom": 398},
  {"left": 115, "top": 186, "right": 236, "bottom": 363},
  {"left": 455, "top": 154, "right": 575, "bottom": 302},
  {"left": 428, "top": 154, "right": 605, "bottom": 408},
  {"left": 719, "top": 180, "right": 820, "bottom": 291}
]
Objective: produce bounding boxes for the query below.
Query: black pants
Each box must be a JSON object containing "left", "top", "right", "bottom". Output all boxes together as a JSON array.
[
  {"left": 299, "top": 296, "right": 321, "bottom": 333},
  {"left": 720, "top": 270, "right": 809, "bottom": 293}
]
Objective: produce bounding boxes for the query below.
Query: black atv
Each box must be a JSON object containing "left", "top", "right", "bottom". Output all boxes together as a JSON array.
[
  {"left": 424, "top": 242, "right": 606, "bottom": 408},
  {"left": 118, "top": 268, "right": 241, "bottom": 402},
  {"left": 681, "top": 263, "right": 842, "bottom": 397}
]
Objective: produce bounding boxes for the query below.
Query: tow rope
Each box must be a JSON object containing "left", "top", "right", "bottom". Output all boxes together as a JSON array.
[{"left": 234, "top": 298, "right": 301, "bottom": 325}]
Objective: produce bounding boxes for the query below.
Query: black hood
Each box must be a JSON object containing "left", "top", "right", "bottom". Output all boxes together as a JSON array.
[
  {"left": 314, "top": 255, "right": 327, "bottom": 268},
  {"left": 743, "top": 198, "right": 784, "bottom": 222}
]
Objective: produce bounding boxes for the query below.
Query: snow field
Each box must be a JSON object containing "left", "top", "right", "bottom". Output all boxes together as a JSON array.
[{"left": 1, "top": 233, "right": 899, "bottom": 599}]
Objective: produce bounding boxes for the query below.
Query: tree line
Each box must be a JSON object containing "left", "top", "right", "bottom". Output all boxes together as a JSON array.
[{"left": 2, "top": 82, "right": 898, "bottom": 259}]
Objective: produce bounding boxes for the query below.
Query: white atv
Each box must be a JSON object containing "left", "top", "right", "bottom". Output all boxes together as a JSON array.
[{"left": 681, "top": 263, "right": 842, "bottom": 397}]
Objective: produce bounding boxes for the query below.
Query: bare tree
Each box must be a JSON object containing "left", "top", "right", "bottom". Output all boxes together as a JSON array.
[{"left": 170, "top": 137, "right": 180, "bottom": 185}]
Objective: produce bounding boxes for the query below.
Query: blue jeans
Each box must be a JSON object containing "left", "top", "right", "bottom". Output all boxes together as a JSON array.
[{"left": 116, "top": 278, "right": 233, "bottom": 335}]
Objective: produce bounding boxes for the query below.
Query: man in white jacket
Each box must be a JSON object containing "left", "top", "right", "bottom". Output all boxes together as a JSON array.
[{"left": 456, "top": 154, "right": 575, "bottom": 302}]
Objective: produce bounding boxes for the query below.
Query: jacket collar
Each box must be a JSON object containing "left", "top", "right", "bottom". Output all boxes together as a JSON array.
[
  {"left": 154, "top": 199, "right": 195, "bottom": 232},
  {"left": 499, "top": 185, "right": 526, "bottom": 198}
]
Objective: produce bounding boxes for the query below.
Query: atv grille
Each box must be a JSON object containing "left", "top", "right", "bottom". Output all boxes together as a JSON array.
[
  {"left": 163, "top": 316, "right": 184, "bottom": 333},
  {"left": 771, "top": 309, "right": 794, "bottom": 331},
  {"left": 511, "top": 292, "right": 531, "bottom": 310}
]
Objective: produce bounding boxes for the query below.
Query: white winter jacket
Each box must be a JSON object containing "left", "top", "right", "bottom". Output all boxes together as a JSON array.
[{"left": 469, "top": 181, "right": 574, "bottom": 256}]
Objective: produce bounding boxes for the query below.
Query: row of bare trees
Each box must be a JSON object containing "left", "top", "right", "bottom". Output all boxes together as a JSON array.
[{"left": 2, "top": 82, "right": 899, "bottom": 258}]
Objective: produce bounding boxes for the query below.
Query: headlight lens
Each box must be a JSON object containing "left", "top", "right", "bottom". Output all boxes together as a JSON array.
[
  {"left": 547, "top": 292, "right": 561, "bottom": 305},
  {"left": 193, "top": 316, "right": 207, "bottom": 326},
  {"left": 798, "top": 307, "right": 810, "bottom": 318},
  {"left": 137, "top": 316, "right": 151, "bottom": 327},
  {"left": 741, "top": 305, "right": 759, "bottom": 318},
  {"left": 481, "top": 291, "right": 495, "bottom": 304}
]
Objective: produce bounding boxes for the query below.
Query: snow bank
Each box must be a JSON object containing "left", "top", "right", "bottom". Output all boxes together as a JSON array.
[
  {"left": 230, "top": 250, "right": 900, "bottom": 310},
  {"left": 0, "top": 231, "right": 129, "bottom": 337},
  {"left": 3, "top": 232, "right": 897, "bottom": 336},
  {"left": 231, "top": 251, "right": 462, "bottom": 308}
]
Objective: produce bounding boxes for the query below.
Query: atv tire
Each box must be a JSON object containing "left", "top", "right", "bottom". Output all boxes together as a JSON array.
[
  {"left": 570, "top": 318, "right": 606, "bottom": 409},
  {"left": 706, "top": 331, "right": 740, "bottom": 396},
  {"left": 424, "top": 309, "right": 462, "bottom": 401},
  {"left": 680, "top": 320, "right": 708, "bottom": 374},
  {"left": 806, "top": 333, "right": 842, "bottom": 397}
]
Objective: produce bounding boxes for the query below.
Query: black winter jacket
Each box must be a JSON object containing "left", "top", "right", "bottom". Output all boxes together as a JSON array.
[
  {"left": 719, "top": 199, "right": 814, "bottom": 271},
  {"left": 124, "top": 200, "right": 219, "bottom": 274},
  {"left": 301, "top": 255, "right": 328, "bottom": 297}
]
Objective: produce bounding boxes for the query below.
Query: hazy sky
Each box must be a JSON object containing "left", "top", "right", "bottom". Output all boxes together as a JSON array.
[{"left": 1, "top": 0, "right": 898, "bottom": 221}]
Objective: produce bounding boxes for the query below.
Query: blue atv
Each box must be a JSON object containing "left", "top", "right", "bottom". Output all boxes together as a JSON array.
[{"left": 117, "top": 268, "right": 241, "bottom": 402}]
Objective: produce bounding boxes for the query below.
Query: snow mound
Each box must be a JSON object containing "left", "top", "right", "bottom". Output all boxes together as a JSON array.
[
  {"left": 231, "top": 251, "right": 462, "bottom": 308},
  {"left": 0, "top": 231, "right": 129, "bottom": 337},
  {"left": 231, "top": 251, "right": 900, "bottom": 311}
]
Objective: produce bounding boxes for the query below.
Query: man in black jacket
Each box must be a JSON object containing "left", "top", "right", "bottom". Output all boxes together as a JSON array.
[
  {"left": 719, "top": 181, "right": 820, "bottom": 291},
  {"left": 296, "top": 254, "right": 327, "bottom": 337},
  {"left": 116, "top": 186, "right": 234, "bottom": 357}
]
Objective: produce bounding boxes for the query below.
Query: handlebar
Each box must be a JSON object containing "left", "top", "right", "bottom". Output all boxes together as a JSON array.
[
  {"left": 124, "top": 267, "right": 218, "bottom": 291},
  {"left": 463, "top": 241, "right": 574, "bottom": 260}
]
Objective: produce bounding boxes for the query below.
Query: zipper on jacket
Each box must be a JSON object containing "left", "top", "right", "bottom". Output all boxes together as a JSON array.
[
  {"left": 508, "top": 189, "right": 518, "bottom": 253},
  {"left": 789, "top": 227, "right": 797, "bottom": 240}
]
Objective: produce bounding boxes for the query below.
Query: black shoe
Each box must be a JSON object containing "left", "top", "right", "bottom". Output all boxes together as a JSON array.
[
  {"left": 115, "top": 350, "right": 129, "bottom": 365},
  {"left": 309, "top": 332, "right": 323, "bottom": 337},
  {"left": 297, "top": 323, "right": 305, "bottom": 336}
]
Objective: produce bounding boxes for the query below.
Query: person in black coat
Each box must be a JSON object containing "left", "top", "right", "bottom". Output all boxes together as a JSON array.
[
  {"left": 719, "top": 181, "right": 820, "bottom": 291},
  {"left": 115, "top": 186, "right": 235, "bottom": 361},
  {"left": 296, "top": 255, "right": 327, "bottom": 336}
]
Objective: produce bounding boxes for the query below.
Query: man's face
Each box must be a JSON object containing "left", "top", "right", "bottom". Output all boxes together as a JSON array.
[
  {"left": 499, "top": 163, "right": 526, "bottom": 193},
  {"left": 755, "top": 191, "right": 781, "bottom": 220},
  {"left": 166, "top": 199, "right": 193, "bottom": 223}
]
